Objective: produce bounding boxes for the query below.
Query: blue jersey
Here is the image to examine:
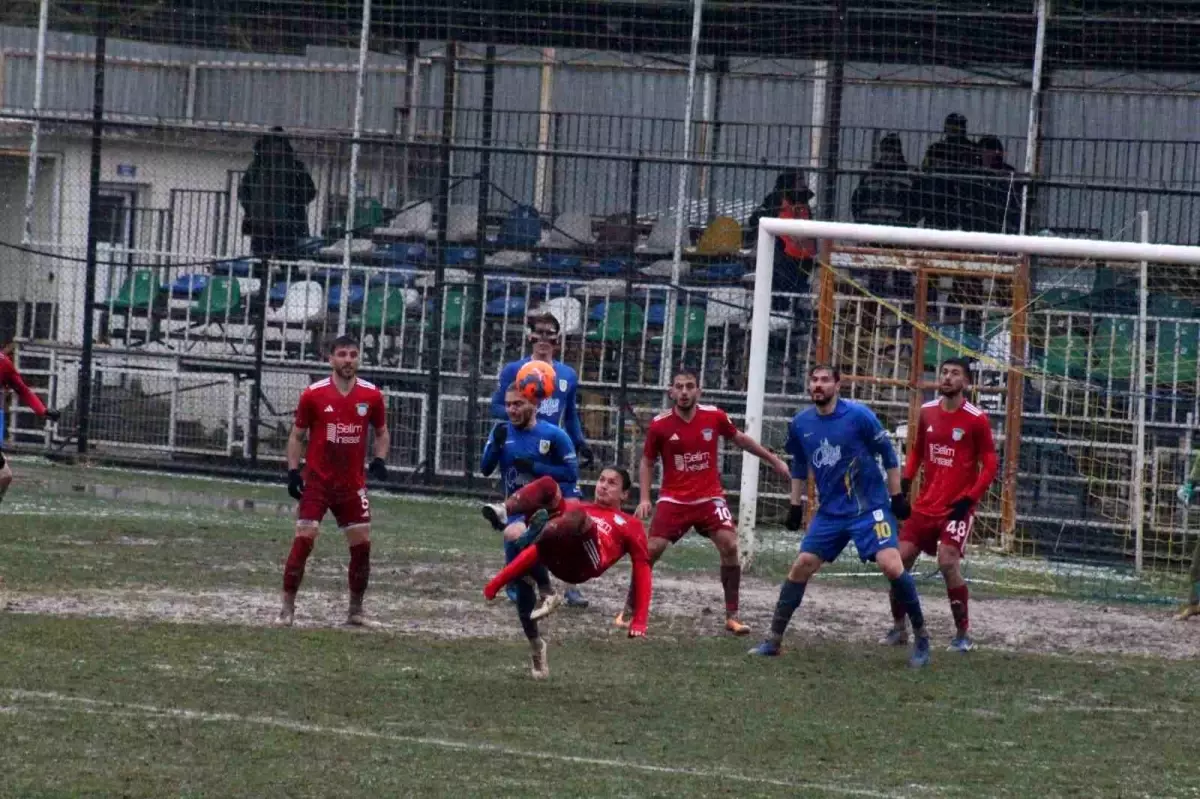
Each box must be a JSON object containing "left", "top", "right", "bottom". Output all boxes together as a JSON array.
[
  {"left": 481, "top": 419, "right": 580, "bottom": 498},
  {"left": 785, "top": 398, "right": 899, "bottom": 518},
  {"left": 491, "top": 358, "right": 586, "bottom": 451}
]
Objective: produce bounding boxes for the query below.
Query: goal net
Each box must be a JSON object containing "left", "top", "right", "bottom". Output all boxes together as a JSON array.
[{"left": 740, "top": 218, "right": 1200, "bottom": 603}]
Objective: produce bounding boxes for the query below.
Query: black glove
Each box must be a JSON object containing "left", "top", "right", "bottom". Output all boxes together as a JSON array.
[
  {"left": 368, "top": 457, "right": 388, "bottom": 482},
  {"left": 784, "top": 503, "right": 805, "bottom": 531},
  {"left": 891, "top": 492, "right": 912, "bottom": 521},
  {"left": 287, "top": 468, "right": 305, "bottom": 501},
  {"left": 512, "top": 457, "right": 535, "bottom": 474},
  {"left": 900, "top": 477, "right": 912, "bottom": 498},
  {"left": 948, "top": 496, "right": 974, "bottom": 522},
  {"left": 44, "top": 409, "right": 61, "bottom": 424},
  {"left": 578, "top": 445, "right": 595, "bottom": 470},
  {"left": 491, "top": 423, "right": 507, "bottom": 448},
  {"left": 0, "top": 449, "right": 6, "bottom": 470}
]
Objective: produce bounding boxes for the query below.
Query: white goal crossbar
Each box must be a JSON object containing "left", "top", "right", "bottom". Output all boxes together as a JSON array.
[{"left": 737, "top": 218, "right": 1200, "bottom": 569}]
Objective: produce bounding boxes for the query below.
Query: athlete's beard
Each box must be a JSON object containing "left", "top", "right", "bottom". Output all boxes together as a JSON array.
[
  {"left": 811, "top": 390, "right": 834, "bottom": 409},
  {"left": 939, "top": 385, "right": 963, "bottom": 399}
]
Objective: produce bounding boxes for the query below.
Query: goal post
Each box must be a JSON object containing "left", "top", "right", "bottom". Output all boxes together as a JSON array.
[{"left": 738, "top": 218, "right": 1200, "bottom": 582}]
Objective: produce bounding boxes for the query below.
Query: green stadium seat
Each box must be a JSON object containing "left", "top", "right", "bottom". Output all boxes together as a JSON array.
[
  {"left": 1155, "top": 321, "right": 1200, "bottom": 385},
  {"left": 352, "top": 287, "right": 408, "bottom": 331},
  {"left": 190, "top": 275, "right": 242, "bottom": 320},
  {"left": 586, "top": 302, "right": 645, "bottom": 343},
  {"left": 1040, "top": 332, "right": 1089, "bottom": 379},
  {"left": 1090, "top": 318, "right": 1137, "bottom": 382},
  {"left": 109, "top": 269, "right": 156, "bottom": 314},
  {"left": 650, "top": 304, "right": 706, "bottom": 347}
]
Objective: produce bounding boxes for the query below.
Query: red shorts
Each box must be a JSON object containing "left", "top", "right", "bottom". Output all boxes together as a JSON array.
[
  {"left": 649, "top": 498, "right": 735, "bottom": 543},
  {"left": 899, "top": 509, "right": 973, "bottom": 557},
  {"left": 537, "top": 532, "right": 602, "bottom": 586},
  {"left": 297, "top": 483, "right": 372, "bottom": 529}
]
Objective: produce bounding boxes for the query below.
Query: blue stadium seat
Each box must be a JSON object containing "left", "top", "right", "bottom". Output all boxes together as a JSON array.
[{"left": 169, "top": 273, "right": 209, "bottom": 298}]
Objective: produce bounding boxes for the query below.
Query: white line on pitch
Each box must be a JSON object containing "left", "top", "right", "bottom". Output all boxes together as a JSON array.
[{"left": 2, "top": 689, "right": 919, "bottom": 798}]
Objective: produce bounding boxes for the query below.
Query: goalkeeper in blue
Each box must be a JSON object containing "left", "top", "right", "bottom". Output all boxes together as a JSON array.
[{"left": 749, "top": 364, "right": 931, "bottom": 668}]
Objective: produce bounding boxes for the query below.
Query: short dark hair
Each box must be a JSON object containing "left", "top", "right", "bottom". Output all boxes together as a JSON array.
[
  {"left": 602, "top": 465, "right": 633, "bottom": 492},
  {"left": 940, "top": 357, "right": 973, "bottom": 380},
  {"left": 808, "top": 363, "right": 841, "bottom": 382},
  {"left": 528, "top": 312, "right": 560, "bottom": 335},
  {"left": 672, "top": 366, "right": 701, "bottom": 384},
  {"left": 328, "top": 334, "right": 359, "bottom": 353}
]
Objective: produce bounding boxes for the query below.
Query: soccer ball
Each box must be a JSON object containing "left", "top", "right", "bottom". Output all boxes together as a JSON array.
[{"left": 516, "top": 361, "right": 555, "bottom": 402}]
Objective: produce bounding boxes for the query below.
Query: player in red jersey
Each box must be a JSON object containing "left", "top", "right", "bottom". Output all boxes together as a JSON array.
[
  {"left": 617, "top": 367, "right": 790, "bottom": 635},
  {"left": 279, "top": 335, "right": 390, "bottom": 627},
  {"left": 886, "top": 357, "right": 998, "bottom": 652},
  {"left": 481, "top": 466, "right": 650, "bottom": 678},
  {"left": 0, "top": 348, "right": 60, "bottom": 506}
]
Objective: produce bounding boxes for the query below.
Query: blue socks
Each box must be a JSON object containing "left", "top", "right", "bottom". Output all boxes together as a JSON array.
[
  {"left": 890, "top": 571, "right": 925, "bottom": 634},
  {"left": 769, "top": 579, "right": 807, "bottom": 638}
]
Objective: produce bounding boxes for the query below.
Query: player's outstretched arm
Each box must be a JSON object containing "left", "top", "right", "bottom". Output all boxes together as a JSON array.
[
  {"left": 1, "top": 357, "right": 47, "bottom": 416},
  {"left": 732, "top": 431, "right": 790, "bottom": 478},
  {"left": 902, "top": 417, "right": 926, "bottom": 488},
  {"left": 625, "top": 523, "right": 653, "bottom": 636}
]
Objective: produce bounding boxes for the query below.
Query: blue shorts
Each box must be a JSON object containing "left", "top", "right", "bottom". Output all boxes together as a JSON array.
[
  {"left": 0, "top": 408, "right": 6, "bottom": 447},
  {"left": 800, "top": 507, "right": 899, "bottom": 563}
]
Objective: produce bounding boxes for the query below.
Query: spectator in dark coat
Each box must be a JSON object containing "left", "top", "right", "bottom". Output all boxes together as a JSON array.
[
  {"left": 851, "top": 133, "right": 918, "bottom": 228},
  {"left": 972, "top": 135, "right": 1019, "bottom": 233},
  {"left": 239, "top": 128, "right": 317, "bottom": 258},
  {"left": 916, "top": 113, "right": 980, "bottom": 230}
]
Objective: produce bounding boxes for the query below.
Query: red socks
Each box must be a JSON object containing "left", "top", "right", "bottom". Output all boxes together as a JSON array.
[
  {"left": 504, "top": 475, "right": 562, "bottom": 517},
  {"left": 283, "top": 536, "right": 315, "bottom": 594},
  {"left": 349, "top": 541, "right": 371, "bottom": 596},
  {"left": 947, "top": 584, "right": 969, "bottom": 633},
  {"left": 719, "top": 564, "right": 741, "bottom": 616}
]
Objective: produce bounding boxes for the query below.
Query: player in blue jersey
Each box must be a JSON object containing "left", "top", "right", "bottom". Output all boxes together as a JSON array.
[
  {"left": 482, "top": 382, "right": 580, "bottom": 616},
  {"left": 491, "top": 312, "right": 592, "bottom": 607},
  {"left": 749, "top": 364, "right": 931, "bottom": 667}
]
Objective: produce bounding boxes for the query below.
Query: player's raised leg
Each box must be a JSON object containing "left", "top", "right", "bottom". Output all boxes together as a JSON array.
[{"left": 482, "top": 475, "right": 563, "bottom": 530}]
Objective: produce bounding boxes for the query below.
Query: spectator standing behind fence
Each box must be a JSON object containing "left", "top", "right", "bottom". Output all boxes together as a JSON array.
[
  {"left": 746, "top": 171, "right": 817, "bottom": 322},
  {"left": 918, "top": 113, "right": 980, "bottom": 230},
  {"left": 972, "top": 136, "right": 1019, "bottom": 234},
  {"left": 851, "top": 133, "right": 918, "bottom": 229},
  {"left": 239, "top": 127, "right": 317, "bottom": 258},
  {"left": 851, "top": 133, "right": 918, "bottom": 297}
]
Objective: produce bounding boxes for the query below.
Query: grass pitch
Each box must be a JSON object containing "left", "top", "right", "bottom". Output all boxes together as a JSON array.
[{"left": 1, "top": 458, "right": 1198, "bottom": 798}]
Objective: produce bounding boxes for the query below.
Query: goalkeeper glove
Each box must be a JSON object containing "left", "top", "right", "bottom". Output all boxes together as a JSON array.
[
  {"left": 491, "top": 423, "right": 507, "bottom": 448},
  {"left": 890, "top": 492, "right": 912, "bottom": 521},
  {"left": 1179, "top": 482, "right": 1195, "bottom": 505},
  {"left": 784, "top": 503, "right": 805, "bottom": 531},
  {"left": 368, "top": 457, "right": 389, "bottom": 482},
  {"left": 287, "top": 468, "right": 305, "bottom": 501},
  {"left": 578, "top": 445, "right": 595, "bottom": 470},
  {"left": 44, "top": 409, "right": 61, "bottom": 424}
]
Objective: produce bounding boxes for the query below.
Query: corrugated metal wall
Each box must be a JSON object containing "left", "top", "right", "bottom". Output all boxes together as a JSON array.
[{"left": 4, "top": 25, "right": 1200, "bottom": 241}]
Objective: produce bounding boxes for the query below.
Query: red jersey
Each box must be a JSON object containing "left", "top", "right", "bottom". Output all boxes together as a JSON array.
[
  {"left": 644, "top": 404, "right": 739, "bottom": 504},
  {"left": 294, "top": 377, "right": 387, "bottom": 492},
  {"left": 904, "top": 399, "right": 999, "bottom": 515},
  {"left": 0, "top": 353, "right": 47, "bottom": 416}
]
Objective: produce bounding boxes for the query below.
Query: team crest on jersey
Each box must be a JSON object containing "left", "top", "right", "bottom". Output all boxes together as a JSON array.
[
  {"left": 812, "top": 437, "right": 842, "bottom": 469},
  {"left": 952, "top": 427, "right": 965, "bottom": 441},
  {"left": 559, "top": 379, "right": 568, "bottom": 393},
  {"left": 539, "top": 439, "right": 551, "bottom": 455},
  {"left": 356, "top": 403, "right": 369, "bottom": 417},
  {"left": 702, "top": 428, "right": 713, "bottom": 441}
]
